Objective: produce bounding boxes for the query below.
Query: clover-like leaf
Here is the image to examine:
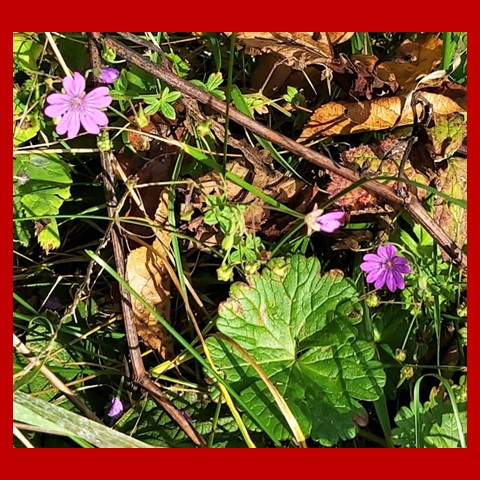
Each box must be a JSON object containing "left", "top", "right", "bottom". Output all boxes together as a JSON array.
[{"left": 206, "top": 255, "right": 386, "bottom": 446}]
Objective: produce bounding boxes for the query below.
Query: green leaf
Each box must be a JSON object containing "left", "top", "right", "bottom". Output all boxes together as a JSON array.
[
  {"left": 164, "top": 52, "right": 190, "bottom": 77},
  {"left": 14, "top": 391, "right": 154, "bottom": 448},
  {"left": 13, "top": 33, "right": 42, "bottom": 71},
  {"left": 14, "top": 112, "right": 41, "bottom": 147},
  {"left": 161, "top": 86, "right": 181, "bottom": 103},
  {"left": 205, "top": 72, "right": 224, "bottom": 91},
  {"left": 117, "top": 397, "right": 243, "bottom": 448},
  {"left": 14, "top": 153, "right": 72, "bottom": 252},
  {"left": 159, "top": 101, "right": 176, "bottom": 120},
  {"left": 126, "top": 69, "right": 146, "bottom": 92},
  {"left": 393, "top": 400, "right": 467, "bottom": 448},
  {"left": 207, "top": 255, "right": 386, "bottom": 446},
  {"left": 14, "top": 153, "right": 72, "bottom": 197}
]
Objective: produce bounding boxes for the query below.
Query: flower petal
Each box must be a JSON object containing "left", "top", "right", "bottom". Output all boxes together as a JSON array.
[
  {"left": 366, "top": 267, "right": 384, "bottom": 284},
  {"left": 320, "top": 211, "right": 346, "bottom": 222},
  {"left": 84, "top": 109, "right": 109, "bottom": 127},
  {"left": 392, "top": 270, "right": 405, "bottom": 290},
  {"left": 55, "top": 111, "right": 73, "bottom": 135},
  {"left": 63, "top": 72, "right": 85, "bottom": 97},
  {"left": 393, "top": 257, "right": 411, "bottom": 273},
  {"left": 376, "top": 245, "right": 393, "bottom": 260},
  {"left": 84, "top": 87, "right": 112, "bottom": 108},
  {"left": 44, "top": 103, "right": 70, "bottom": 118},
  {"left": 362, "top": 253, "right": 382, "bottom": 264},
  {"left": 384, "top": 244, "right": 397, "bottom": 259},
  {"left": 374, "top": 269, "right": 388, "bottom": 290},
  {"left": 98, "top": 67, "right": 120, "bottom": 84},
  {"left": 80, "top": 113, "right": 101, "bottom": 134},
  {"left": 385, "top": 270, "right": 397, "bottom": 292},
  {"left": 361, "top": 261, "right": 382, "bottom": 273},
  {"left": 46, "top": 93, "right": 70, "bottom": 105},
  {"left": 67, "top": 111, "right": 81, "bottom": 139}
]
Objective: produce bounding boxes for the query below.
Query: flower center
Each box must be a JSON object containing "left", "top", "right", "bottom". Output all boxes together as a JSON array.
[
  {"left": 384, "top": 259, "right": 394, "bottom": 270},
  {"left": 70, "top": 96, "right": 84, "bottom": 110}
]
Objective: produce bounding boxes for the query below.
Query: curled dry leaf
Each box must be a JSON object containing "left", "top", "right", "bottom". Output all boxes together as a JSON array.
[
  {"left": 300, "top": 34, "right": 462, "bottom": 140},
  {"left": 380, "top": 34, "right": 443, "bottom": 91},
  {"left": 126, "top": 191, "right": 174, "bottom": 359},
  {"left": 300, "top": 81, "right": 466, "bottom": 139},
  {"left": 329, "top": 53, "right": 399, "bottom": 100},
  {"left": 228, "top": 32, "right": 353, "bottom": 69}
]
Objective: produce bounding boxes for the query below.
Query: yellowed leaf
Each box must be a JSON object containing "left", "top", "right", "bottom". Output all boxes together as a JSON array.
[
  {"left": 126, "top": 191, "right": 173, "bottom": 359},
  {"left": 328, "top": 32, "right": 355, "bottom": 45},
  {"left": 434, "top": 157, "right": 467, "bottom": 262},
  {"left": 380, "top": 34, "right": 443, "bottom": 90},
  {"left": 300, "top": 82, "right": 465, "bottom": 139}
]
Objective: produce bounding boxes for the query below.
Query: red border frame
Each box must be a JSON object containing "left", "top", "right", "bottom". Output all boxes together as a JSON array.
[{"left": 5, "top": 9, "right": 477, "bottom": 476}]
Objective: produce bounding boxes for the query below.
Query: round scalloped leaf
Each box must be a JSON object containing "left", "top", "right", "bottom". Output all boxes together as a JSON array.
[{"left": 207, "top": 255, "right": 386, "bottom": 446}]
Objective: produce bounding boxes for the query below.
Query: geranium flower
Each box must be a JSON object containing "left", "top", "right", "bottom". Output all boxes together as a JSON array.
[
  {"left": 360, "top": 244, "right": 411, "bottom": 292},
  {"left": 97, "top": 67, "right": 120, "bottom": 84},
  {"left": 44, "top": 71, "right": 112, "bottom": 139},
  {"left": 304, "top": 205, "right": 347, "bottom": 235},
  {"left": 107, "top": 397, "right": 127, "bottom": 421}
]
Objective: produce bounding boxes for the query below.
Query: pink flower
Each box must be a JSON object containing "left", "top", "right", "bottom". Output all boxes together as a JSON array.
[
  {"left": 98, "top": 67, "right": 120, "bottom": 84},
  {"left": 44, "top": 72, "right": 112, "bottom": 139},
  {"left": 360, "top": 244, "right": 411, "bottom": 292},
  {"left": 304, "top": 206, "right": 347, "bottom": 235},
  {"left": 107, "top": 397, "right": 127, "bottom": 421}
]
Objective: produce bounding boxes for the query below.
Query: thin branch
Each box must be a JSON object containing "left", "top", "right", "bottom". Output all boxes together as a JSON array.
[
  {"left": 101, "top": 32, "right": 466, "bottom": 270},
  {"left": 87, "top": 32, "right": 206, "bottom": 447}
]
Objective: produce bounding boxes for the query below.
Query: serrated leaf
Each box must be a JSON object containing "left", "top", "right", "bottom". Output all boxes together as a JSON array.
[
  {"left": 393, "top": 400, "right": 467, "bottom": 448},
  {"left": 14, "top": 153, "right": 72, "bottom": 197},
  {"left": 206, "top": 255, "right": 386, "bottom": 446},
  {"left": 13, "top": 192, "right": 31, "bottom": 247}
]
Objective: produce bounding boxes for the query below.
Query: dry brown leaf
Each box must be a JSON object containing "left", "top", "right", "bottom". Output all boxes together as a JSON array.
[
  {"left": 300, "top": 34, "right": 456, "bottom": 139},
  {"left": 230, "top": 32, "right": 339, "bottom": 68},
  {"left": 380, "top": 34, "right": 443, "bottom": 90},
  {"left": 328, "top": 32, "right": 355, "bottom": 45},
  {"left": 300, "top": 82, "right": 466, "bottom": 139},
  {"left": 329, "top": 53, "right": 399, "bottom": 100},
  {"left": 126, "top": 191, "right": 173, "bottom": 359}
]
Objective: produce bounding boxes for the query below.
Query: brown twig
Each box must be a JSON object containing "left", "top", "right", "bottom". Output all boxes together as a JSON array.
[
  {"left": 101, "top": 32, "right": 466, "bottom": 270},
  {"left": 87, "top": 32, "right": 206, "bottom": 447}
]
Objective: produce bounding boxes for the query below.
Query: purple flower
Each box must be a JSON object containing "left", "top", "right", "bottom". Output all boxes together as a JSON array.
[
  {"left": 305, "top": 205, "right": 347, "bottom": 235},
  {"left": 360, "top": 244, "right": 411, "bottom": 292},
  {"left": 97, "top": 67, "right": 120, "bottom": 84},
  {"left": 44, "top": 72, "right": 112, "bottom": 139},
  {"left": 107, "top": 397, "right": 126, "bottom": 421}
]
